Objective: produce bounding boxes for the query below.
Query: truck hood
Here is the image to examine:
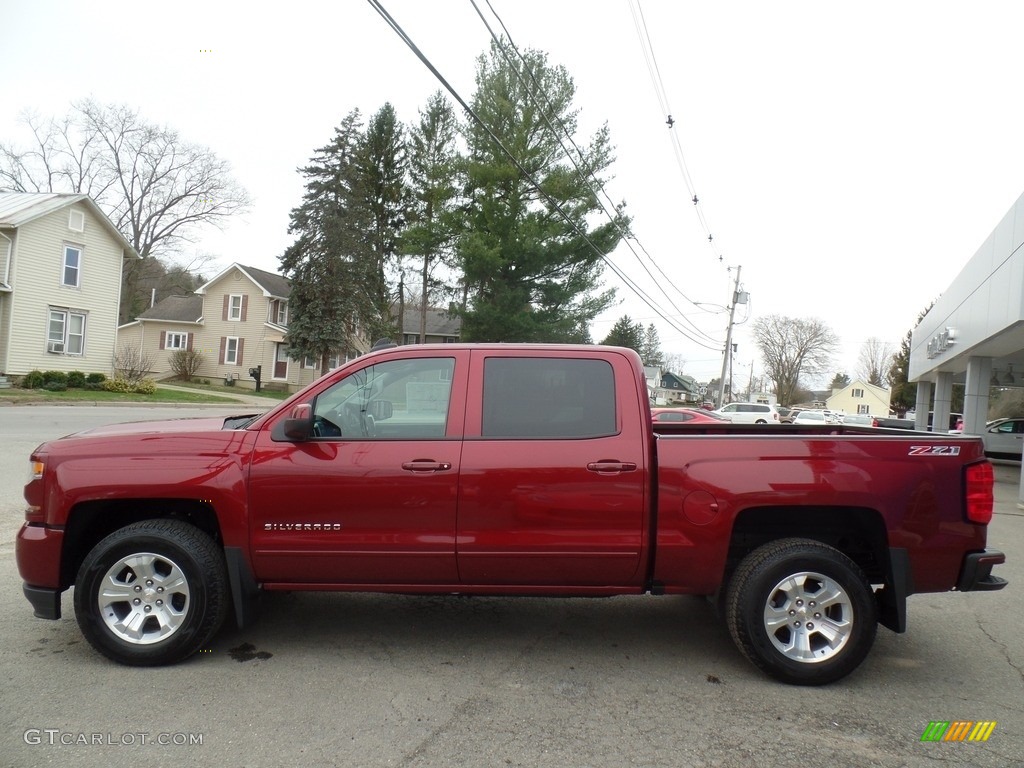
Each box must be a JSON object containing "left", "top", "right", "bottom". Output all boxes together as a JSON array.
[{"left": 63, "top": 414, "right": 260, "bottom": 439}]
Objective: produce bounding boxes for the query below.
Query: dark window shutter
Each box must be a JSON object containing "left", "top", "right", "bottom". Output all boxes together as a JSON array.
[
  {"left": 222, "top": 295, "right": 229, "bottom": 321},
  {"left": 240, "top": 295, "right": 248, "bottom": 322},
  {"left": 159, "top": 331, "right": 166, "bottom": 350},
  {"left": 219, "top": 337, "right": 226, "bottom": 364},
  {"left": 237, "top": 338, "right": 244, "bottom": 366},
  {"left": 186, "top": 333, "right": 193, "bottom": 351}
]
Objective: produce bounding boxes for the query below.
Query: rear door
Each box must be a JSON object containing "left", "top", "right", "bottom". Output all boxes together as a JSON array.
[{"left": 456, "top": 350, "right": 649, "bottom": 587}]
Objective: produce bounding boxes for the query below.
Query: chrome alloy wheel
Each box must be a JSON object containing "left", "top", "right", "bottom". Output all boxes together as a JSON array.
[
  {"left": 762, "top": 571, "right": 853, "bottom": 663},
  {"left": 98, "top": 552, "right": 191, "bottom": 645}
]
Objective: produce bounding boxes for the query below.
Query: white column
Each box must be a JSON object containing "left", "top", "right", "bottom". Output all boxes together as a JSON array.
[
  {"left": 932, "top": 372, "right": 954, "bottom": 433},
  {"left": 962, "top": 357, "right": 992, "bottom": 435},
  {"left": 914, "top": 380, "right": 932, "bottom": 431}
]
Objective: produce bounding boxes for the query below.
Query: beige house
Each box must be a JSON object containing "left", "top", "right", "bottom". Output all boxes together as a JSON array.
[
  {"left": 0, "top": 192, "right": 138, "bottom": 378},
  {"left": 827, "top": 379, "right": 891, "bottom": 416},
  {"left": 119, "top": 263, "right": 301, "bottom": 389},
  {"left": 118, "top": 261, "right": 464, "bottom": 391}
]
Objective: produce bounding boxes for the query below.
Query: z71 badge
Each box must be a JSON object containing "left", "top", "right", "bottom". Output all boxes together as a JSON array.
[{"left": 908, "top": 445, "right": 961, "bottom": 456}]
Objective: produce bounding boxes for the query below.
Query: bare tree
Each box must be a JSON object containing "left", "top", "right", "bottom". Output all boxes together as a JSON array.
[
  {"left": 857, "top": 337, "right": 896, "bottom": 387},
  {"left": 0, "top": 100, "right": 250, "bottom": 322},
  {"left": 752, "top": 315, "right": 839, "bottom": 406}
]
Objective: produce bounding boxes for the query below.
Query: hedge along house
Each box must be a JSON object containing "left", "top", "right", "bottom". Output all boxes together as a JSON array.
[{"left": 0, "top": 192, "right": 139, "bottom": 379}]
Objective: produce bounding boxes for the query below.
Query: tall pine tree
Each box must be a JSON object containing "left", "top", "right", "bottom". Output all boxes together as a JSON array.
[
  {"left": 456, "top": 40, "right": 627, "bottom": 342},
  {"left": 280, "top": 110, "right": 375, "bottom": 373},
  {"left": 401, "top": 91, "right": 461, "bottom": 342},
  {"left": 356, "top": 103, "right": 409, "bottom": 341}
]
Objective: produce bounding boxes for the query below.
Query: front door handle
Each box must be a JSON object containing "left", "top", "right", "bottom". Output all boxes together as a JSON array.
[
  {"left": 402, "top": 460, "right": 453, "bottom": 473},
  {"left": 587, "top": 461, "right": 638, "bottom": 474}
]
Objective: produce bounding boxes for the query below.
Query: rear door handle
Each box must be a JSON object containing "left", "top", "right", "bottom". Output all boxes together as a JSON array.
[
  {"left": 587, "top": 461, "right": 638, "bottom": 474},
  {"left": 402, "top": 460, "right": 452, "bottom": 473}
]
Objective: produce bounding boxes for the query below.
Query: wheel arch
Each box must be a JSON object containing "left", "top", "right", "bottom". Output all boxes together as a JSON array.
[{"left": 60, "top": 499, "right": 221, "bottom": 590}]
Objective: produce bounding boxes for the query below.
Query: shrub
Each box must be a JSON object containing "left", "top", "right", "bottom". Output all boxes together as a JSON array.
[
  {"left": 169, "top": 348, "right": 204, "bottom": 381},
  {"left": 42, "top": 370, "right": 68, "bottom": 386},
  {"left": 102, "top": 377, "right": 157, "bottom": 395},
  {"left": 113, "top": 345, "right": 153, "bottom": 385},
  {"left": 86, "top": 373, "right": 106, "bottom": 384},
  {"left": 21, "top": 370, "right": 45, "bottom": 389},
  {"left": 42, "top": 380, "right": 68, "bottom": 392},
  {"left": 67, "top": 371, "right": 87, "bottom": 388},
  {"left": 83, "top": 382, "right": 105, "bottom": 391}
]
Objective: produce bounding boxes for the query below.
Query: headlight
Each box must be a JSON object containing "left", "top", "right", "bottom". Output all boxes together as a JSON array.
[{"left": 29, "top": 460, "right": 45, "bottom": 482}]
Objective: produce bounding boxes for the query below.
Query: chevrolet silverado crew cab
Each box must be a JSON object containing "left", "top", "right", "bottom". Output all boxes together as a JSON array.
[{"left": 17, "top": 344, "right": 1007, "bottom": 685}]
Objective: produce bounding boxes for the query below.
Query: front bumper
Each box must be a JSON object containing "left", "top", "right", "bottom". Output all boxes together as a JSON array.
[
  {"left": 23, "top": 584, "right": 62, "bottom": 619},
  {"left": 16, "top": 523, "right": 65, "bottom": 619},
  {"left": 957, "top": 548, "right": 1008, "bottom": 592}
]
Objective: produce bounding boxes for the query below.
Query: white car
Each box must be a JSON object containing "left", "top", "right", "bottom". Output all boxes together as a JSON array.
[
  {"left": 713, "top": 402, "right": 780, "bottom": 424},
  {"left": 792, "top": 409, "right": 839, "bottom": 425},
  {"left": 981, "top": 418, "right": 1024, "bottom": 460}
]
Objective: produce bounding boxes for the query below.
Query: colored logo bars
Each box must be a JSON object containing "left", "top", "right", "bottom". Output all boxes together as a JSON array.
[{"left": 921, "top": 721, "right": 997, "bottom": 742}]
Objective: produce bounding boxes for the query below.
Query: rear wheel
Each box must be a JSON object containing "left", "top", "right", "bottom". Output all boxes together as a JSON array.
[
  {"left": 725, "top": 538, "right": 877, "bottom": 685},
  {"left": 74, "top": 520, "right": 228, "bottom": 666}
]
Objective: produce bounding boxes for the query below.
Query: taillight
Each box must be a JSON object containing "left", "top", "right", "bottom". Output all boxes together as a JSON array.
[{"left": 965, "top": 462, "right": 994, "bottom": 524}]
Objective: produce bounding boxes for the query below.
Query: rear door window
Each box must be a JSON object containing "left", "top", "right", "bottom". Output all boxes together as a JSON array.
[{"left": 481, "top": 357, "right": 616, "bottom": 438}]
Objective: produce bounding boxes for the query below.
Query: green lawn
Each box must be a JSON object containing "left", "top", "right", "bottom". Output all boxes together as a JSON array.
[
  {"left": 162, "top": 380, "right": 291, "bottom": 401},
  {"left": 0, "top": 387, "right": 252, "bottom": 404}
]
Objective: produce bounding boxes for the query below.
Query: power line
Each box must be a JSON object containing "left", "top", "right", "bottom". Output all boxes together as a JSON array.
[
  {"left": 367, "top": 0, "right": 724, "bottom": 351},
  {"left": 469, "top": 0, "right": 722, "bottom": 346},
  {"left": 629, "top": 0, "right": 726, "bottom": 268}
]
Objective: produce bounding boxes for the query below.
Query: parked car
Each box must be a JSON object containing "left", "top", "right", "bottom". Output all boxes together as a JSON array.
[
  {"left": 651, "top": 407, "right": 730, "bottom": 424},
  {"left": 840, "top": 413, "right": 879, "bottom": 427},
  {"left": 713, "top": 402, "right": 780, "bottom": 424},
  {"left": 781, "top": 408, "right": 801, "bottom": 424},
  {"left": 792, "top": 409, "right": 834, "bottom": 425},
  {"left": 982, "top": 417, "right": 1024, "bottom": 460}
]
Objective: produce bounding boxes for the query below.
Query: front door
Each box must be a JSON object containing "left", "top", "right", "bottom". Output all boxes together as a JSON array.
[
  {"left": 274, "top": 343, "right": 289, "bottom": 380},
  {"left": 248, "top": 351, "right": 468, "bottom": 584}
]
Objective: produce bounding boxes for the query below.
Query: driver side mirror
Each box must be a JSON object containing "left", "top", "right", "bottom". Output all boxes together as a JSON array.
[{"left": 275, "top": 403, "right": 313, "bottom": 442}]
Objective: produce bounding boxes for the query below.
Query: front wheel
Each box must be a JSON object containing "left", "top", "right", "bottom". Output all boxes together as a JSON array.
[
  {"left": 725, "top": 538, "right": 877, "bottom": 685},
  {"left": 74, "top": 520, "right": 228, "bottom": 666}
]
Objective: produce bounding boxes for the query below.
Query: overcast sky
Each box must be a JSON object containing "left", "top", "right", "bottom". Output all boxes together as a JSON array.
[{"left": 5, "top": 0, "right": 1024, "bottom": 385}]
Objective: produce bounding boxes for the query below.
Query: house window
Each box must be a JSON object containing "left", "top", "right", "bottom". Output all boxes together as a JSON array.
[
  {"left": 166, "top": 332, "right": 188, "bottom": 350},
  {"left": 63, "top": 245, "right": 82, "bottom": 288},
  {"left": 443, "top": 337, "right": 456, "bottom": 343},
  {"left": 47, "top": 308, "right": 86, "bottom": 355},
  {"left": 852, "top": 388, "right": 864, "bottom": 398},
  {"left": 68, "top": 210, "right": 85, "bottom": 232},
  {"left": 276, "top": 301, "right": 288, "bottom": 325},
  {"left": 225, "top": 337, "right": 239, "bottom": 364},
  {"left": 228, "top": 294, "right": 243, "bottom": 321},
  {"left": 857, "top": 404, "right": 870, "bottom": 414}
]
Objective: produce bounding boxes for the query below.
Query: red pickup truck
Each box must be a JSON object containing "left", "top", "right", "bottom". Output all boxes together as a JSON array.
[{"left": 17, "top": 344, "right": 1007, "bottom": 685}]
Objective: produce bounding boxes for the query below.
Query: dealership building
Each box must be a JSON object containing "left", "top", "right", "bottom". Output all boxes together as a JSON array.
[{"left": 910, "top": 190, "right": 1024, "bottom": 499}]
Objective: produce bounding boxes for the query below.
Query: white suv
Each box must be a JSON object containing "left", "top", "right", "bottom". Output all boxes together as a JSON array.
[{"left": 713, "top": 402, "right": 780, "bottom": 424}]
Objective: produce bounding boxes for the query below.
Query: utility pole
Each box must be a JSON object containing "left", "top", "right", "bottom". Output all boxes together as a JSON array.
[{"left": 717, "top": 265, "right": 743, "bottom": 407}]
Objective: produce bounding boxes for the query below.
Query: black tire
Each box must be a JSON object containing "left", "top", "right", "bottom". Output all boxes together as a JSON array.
[
  {"left": 755, "top": 419, "right": 768, "bottom": 424},
  {"left": 74, "top": 520, "right": 228, "bottom": 666},
  {"left": 725, "top": 538, "right": 877, "bottom": 685}
]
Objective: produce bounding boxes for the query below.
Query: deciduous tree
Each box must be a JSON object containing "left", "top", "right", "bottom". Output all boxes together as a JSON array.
[
  {"left": 753, "top": 315, "right": 838, "bottom": 407},
  {"left": 0, "top": 100, "right": 249, "bottom": 322},
  {"left": 857, "top": 337, "right": 895, "bottom": 387}
]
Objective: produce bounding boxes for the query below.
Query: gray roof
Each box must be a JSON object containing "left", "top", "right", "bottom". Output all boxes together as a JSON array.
[
  {"left": 137, "top": 294, "right": 203, "bottom": 323},
  {"left": 401, "top": 306, "right": 461, "bottom": 337},
  {"left": 239, "top": 264, "right": 290, "bottom": 298},
  {"left": 0, "top": 192, "right": 140, "bottom": 258}
]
